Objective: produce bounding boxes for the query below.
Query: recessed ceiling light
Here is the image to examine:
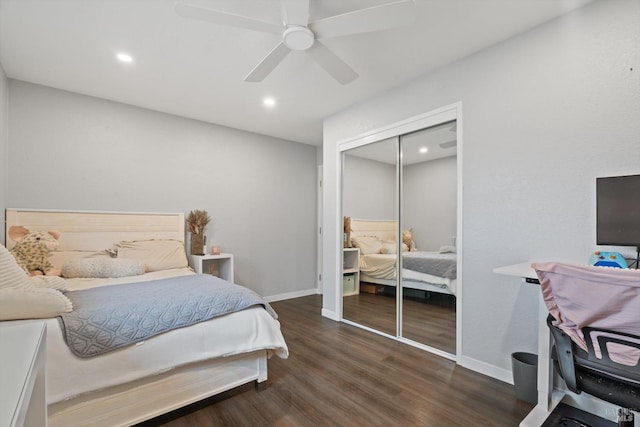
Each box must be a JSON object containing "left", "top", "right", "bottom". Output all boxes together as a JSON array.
[
  {"left": 263, "top": 97, "right": 276, "bottom": 107},
  {"left": 419, "top": 147, "right": 428, "bottom": 154},
  {"left": 116, "top": 53, "right": 133, "bottom": 63}
]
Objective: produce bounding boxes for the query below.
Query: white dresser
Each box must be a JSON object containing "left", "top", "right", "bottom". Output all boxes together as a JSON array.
[{"left": 0, "top": 322, "right": 47, "bottom": 427}]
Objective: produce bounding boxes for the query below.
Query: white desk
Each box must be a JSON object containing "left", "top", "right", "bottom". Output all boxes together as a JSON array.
[
  {"left": 495, "top": 262, "right": 625, "bottom": 426},
  {"left": 0, "top": 322, "right": 47, "bottom": 427}
]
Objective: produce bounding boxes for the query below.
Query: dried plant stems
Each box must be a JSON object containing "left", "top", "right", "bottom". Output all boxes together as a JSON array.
[{"left": 186, "top": 209, "right": 211, "bottom": 235}]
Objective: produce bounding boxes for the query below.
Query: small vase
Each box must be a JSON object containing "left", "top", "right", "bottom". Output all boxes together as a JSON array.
[{"left": 191, "top": 233, "right": 204, "bottom": 255}]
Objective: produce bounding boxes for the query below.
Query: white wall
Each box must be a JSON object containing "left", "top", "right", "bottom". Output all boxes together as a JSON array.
[
  {"left": 404, "top": 156, "right": 457, "bottom": 251},
  {"left": 0, "top": 65, "right": 7, "bottom": 246},
  {"left": 8, "top": 80, "right": 318, "bottom": 300},
  {"left": 323, "top": 0, "right": 640, "bottom": 381}
]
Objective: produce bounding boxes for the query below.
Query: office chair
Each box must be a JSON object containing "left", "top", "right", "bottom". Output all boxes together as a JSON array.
[
  {"left": 547, "top": 314, "right": 640, "bottom": 409},
  {"left": 533, "top": 262, "right": 640, "bottom": 426}
]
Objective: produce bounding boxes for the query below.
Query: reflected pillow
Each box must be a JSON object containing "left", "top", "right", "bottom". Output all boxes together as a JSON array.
[
  {"left": 351, "top": 236, "right": 384, "bottom": 255},
  {"left": 380, "top": 242, "right": 397, "bottom": 254},
  {"left": 379, "top": 242, "right": 409, "bottom": 254}
]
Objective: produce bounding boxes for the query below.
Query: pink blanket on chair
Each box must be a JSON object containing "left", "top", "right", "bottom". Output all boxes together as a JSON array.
[{"left": 533, "top": 262, "right": 640, "bottom": 366}]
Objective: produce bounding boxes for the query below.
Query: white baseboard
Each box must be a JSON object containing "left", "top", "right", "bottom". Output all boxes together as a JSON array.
[
  {"left": 264, "top": 288, "right": 319, "bottom": 303},
  {"left": 321, "top": 308, "right": 340, "bottom": 321},
  {"left": 459, "top": 355, "right": 514, "bottom": 384}
]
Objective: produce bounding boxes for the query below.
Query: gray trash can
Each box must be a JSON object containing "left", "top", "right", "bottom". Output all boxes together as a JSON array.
[{"left": 511, "top": 352, "right": 538, "bottom": 404}]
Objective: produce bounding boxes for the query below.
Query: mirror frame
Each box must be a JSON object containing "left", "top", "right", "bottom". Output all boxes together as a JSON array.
[{"left": 337, "top": 102, "right": 463, "bottom": 362}]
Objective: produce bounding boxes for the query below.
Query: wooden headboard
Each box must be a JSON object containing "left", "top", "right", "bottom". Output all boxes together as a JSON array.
[
  {"left": 5, "top": 209, "right": 185, "bottom": 252},
  {"left": 350, "top": 219, "right": 397, "bottom": 241}
]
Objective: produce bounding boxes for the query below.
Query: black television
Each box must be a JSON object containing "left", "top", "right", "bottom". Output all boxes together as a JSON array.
[{"left": 596, "top": 174, "right": 640, "bottom": 249}]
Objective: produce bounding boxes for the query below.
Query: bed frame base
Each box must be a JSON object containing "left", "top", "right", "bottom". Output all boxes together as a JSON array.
[
  {"left": 48, "top": 351, "right": 268, "bottom": 427},
  {"left": 360, "top": 274, "right": 454, "bottom": 296}
]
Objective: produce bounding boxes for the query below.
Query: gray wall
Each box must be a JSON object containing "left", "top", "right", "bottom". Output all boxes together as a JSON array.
[
  {"left": 323, "top": 0, "right": 640, "bottom": 381},
  {"left": 7, "top": 80, "right": 318, "bottom": 300},
  {"left": 343, "top": 153, "right": 457, "bottom": 252},
  {"left": 0, "top": 65, "right": 7, "bottom": 245},
  {"left": 342, "top": 154, "right": 395, "bottom": 221},
  {"left": 404, "top": 156, "right": 457, "bottom": 251}
]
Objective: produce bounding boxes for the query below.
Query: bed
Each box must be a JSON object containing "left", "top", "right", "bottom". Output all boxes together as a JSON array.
[
  {"left": 2, "top": 208, "right": 289, "bottom": 427},
  {"left": 349, "top": 219, "right": 457, "bottom": 295}
]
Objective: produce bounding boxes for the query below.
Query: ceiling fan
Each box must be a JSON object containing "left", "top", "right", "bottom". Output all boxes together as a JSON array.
[{"left": 175, "top": 0, "right": 416, "bottom": 85}]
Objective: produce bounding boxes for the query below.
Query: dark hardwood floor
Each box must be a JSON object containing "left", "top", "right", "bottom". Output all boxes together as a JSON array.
[
  {"left": 147, "top": 295, "right": 532, "bottom": 426},
  {"left": 343, "top": 288, "right": 456, "bottom": 354}
]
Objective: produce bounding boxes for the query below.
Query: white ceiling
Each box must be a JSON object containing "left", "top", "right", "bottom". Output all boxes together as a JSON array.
[{"left": 0, "top": 0, "right": 593, "bottom": 146}]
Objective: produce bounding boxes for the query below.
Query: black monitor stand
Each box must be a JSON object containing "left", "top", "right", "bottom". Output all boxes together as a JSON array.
[{"left": 630, "top": 246, "right": 640, "bottom": 270}]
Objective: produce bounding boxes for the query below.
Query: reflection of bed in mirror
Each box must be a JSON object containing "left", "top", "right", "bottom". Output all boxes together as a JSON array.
[{"left": 349, "top": 219, "right": 456, "bottom": 296}]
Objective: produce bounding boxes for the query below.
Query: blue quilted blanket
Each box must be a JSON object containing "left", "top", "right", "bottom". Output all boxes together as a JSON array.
[{"left": 58, "top": 274, "right": 276, "bottom": 358}]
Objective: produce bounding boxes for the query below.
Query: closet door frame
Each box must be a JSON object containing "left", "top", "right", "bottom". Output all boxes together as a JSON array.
[{"left": 337, "top": 102, "right": 463, "bottom": 363}]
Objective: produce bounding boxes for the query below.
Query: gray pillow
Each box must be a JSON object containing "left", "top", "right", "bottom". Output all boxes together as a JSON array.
[{"left": 62, "top": 258, "right": 144, "bottom": 278}]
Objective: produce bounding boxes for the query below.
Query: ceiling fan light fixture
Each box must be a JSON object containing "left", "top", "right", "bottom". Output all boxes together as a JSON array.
[
  {"left": 176, "top": 0, "right": 415, "bottom": 83},
  {"left": 283, "top": 26, "right": 315, "bottom": 50}
]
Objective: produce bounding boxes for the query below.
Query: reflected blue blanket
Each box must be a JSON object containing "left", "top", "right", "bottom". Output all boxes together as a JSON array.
[{"left": 403, "top": 251, "right": 457, "bottom": 279}]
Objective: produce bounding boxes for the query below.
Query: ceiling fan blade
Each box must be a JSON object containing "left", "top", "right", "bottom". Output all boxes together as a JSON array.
[
  {"left": 306, "top": 41, "right": 358, "bottom": 85},
  {"left": 282, "top": 0, "right": 310, "bottom": 26},
  {"left": 175, "top": 3, "right": 282, "bottom": 35},
  {"left": 244, "top": 42, "right": 291, "bottom": 82},
  {"left": 309, "top": 0, "right": 416, "bottom": 40}
]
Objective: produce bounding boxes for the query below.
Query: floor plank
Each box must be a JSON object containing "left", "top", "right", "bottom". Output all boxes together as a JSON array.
[{"left": 144, "top": 295, "right": 532, "bottom": 426}]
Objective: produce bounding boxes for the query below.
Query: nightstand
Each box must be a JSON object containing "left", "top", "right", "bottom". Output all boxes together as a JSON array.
[
  {"left": 0, "top": 321, "right": 47, "bottom": 427},
  {"left": 188, "top": 253, "right": 234, "bottom": 283},
  {"left": 343, "top": 247, "right": 360, "bottom": 296}
]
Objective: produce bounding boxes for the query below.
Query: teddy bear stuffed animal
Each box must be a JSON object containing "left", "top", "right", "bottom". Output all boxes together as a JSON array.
[
  {"left": 8, "top": 225, "right": 62, "bottom": 276},
  {"left": 402, "top": 228, "right": 417, "bottom": 252}
]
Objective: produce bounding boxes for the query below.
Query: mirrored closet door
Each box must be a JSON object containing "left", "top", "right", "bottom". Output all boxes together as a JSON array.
[
  {"left": 342, "top": 137, "right": 398, "bottom": 336},
  {"left": 341, "top": 120, "right": 458, "bottom": 356},
  {"left": 400, "top": 123, "right": 457, "bottom": 354}
]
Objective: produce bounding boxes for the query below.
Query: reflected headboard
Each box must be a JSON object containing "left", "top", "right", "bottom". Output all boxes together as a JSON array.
[
  {"left": 5, "top": 209, "right": 185, "bottom": 252},
  {"left": 350, "top": 219, "right": 397, "bottom": 242}
]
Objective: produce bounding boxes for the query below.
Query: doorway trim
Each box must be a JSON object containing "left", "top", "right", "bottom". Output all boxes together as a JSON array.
[{"left": 336, "top": 101, "right": 463, "bottom": 363}]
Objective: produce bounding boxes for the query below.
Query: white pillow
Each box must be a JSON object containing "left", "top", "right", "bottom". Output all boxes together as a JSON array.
[
  {"left": 62, "top": 258, "right": 145, "bottom": 278},
  {"left": 0, "top": 244, "right": 72, "bottom": 321},
  {"left": 30, "top": 275, "right": 67, "bottom": 290},
  {"left": 351, "top": 236, "right": 384, "bottom": 255},
  {"left": 115, "top": 239, "right": 188, "bottom": 272},
  {"left": 0, "top": 288, "right": 73, "bottom": 321},
  {"left": 0, "top": 244, "right": 32, "bottom": 290},
  {"left": 48, "top": 250, "right": 112, "bottom": 269}
]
